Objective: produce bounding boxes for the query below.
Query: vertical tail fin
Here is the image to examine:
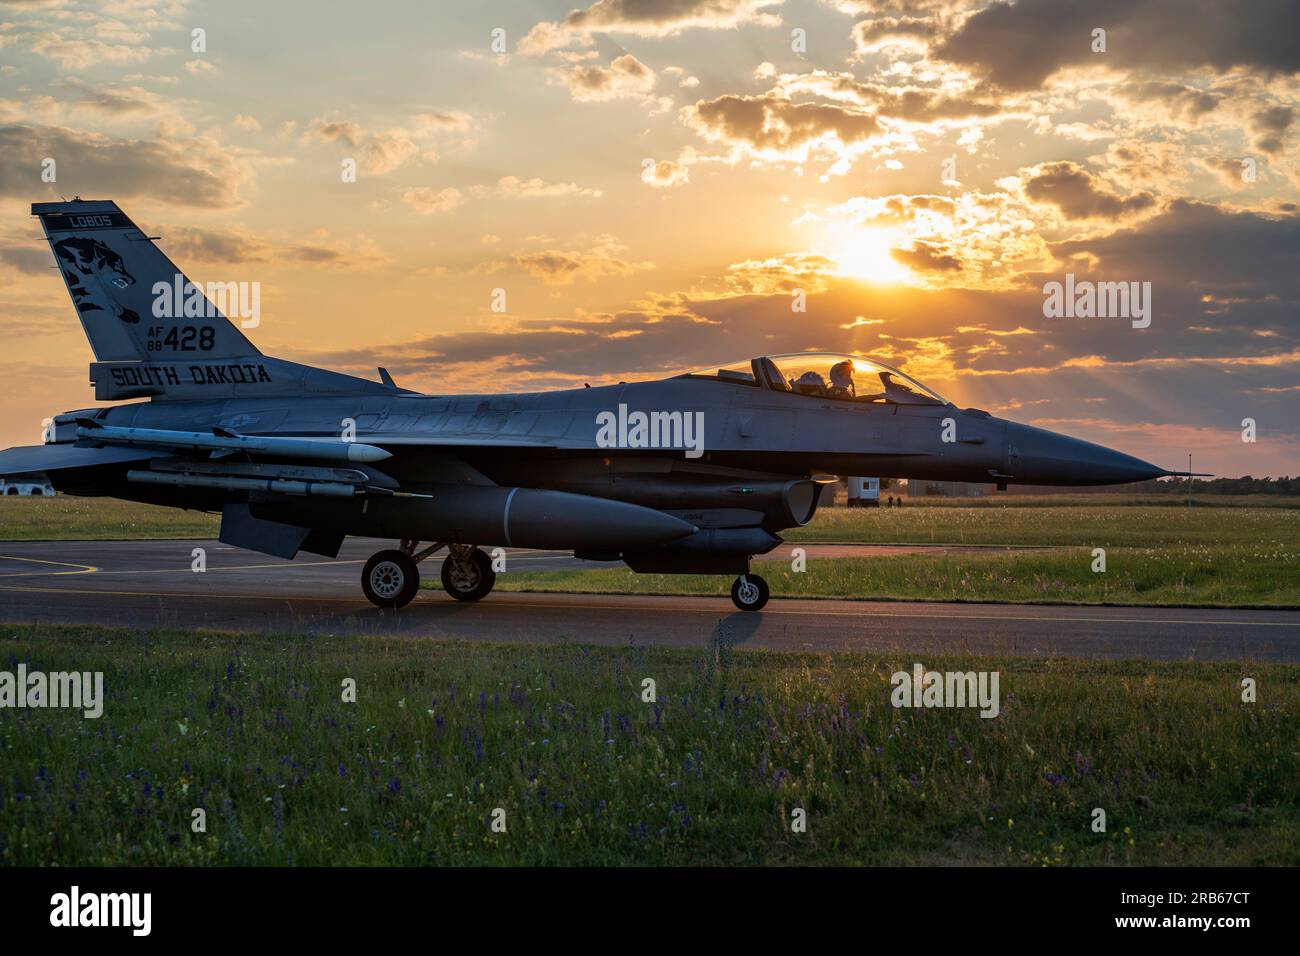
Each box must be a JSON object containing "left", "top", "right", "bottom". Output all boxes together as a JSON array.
[{"left": 32, "top": 199, "right": 260, "bottom": 362}]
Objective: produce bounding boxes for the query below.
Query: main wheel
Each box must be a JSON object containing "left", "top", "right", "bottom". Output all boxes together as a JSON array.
[
  {"left": 362, "top": 549, "right": 420, "bottom": 608},
  {"left": 440, "top": 548, "right": 496, "bottom": 602},
  {"left": 731, "top": 573, "right": 769, "bottom": 611}
]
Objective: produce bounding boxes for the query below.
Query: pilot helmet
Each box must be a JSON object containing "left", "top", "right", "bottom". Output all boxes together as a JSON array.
[{"left": 829, "top": 360, "right": 855, "bottom": 388}]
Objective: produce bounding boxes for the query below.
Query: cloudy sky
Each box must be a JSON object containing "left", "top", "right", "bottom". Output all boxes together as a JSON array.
[{"left": 1, "top": 0, "right": 1297, "bottom": 476}]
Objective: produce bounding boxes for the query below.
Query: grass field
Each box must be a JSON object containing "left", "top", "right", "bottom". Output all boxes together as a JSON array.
[
  {"left": 787, "top": 500, "right": 1300, "bottom": 546},
  {"left": 493, "top": 543, "right": 1300, "bottom": 607},
  {"left": 0, "top": 496, "right": 218, "bottom": 540},
  {"left": 501, "top": 504, "right": 1300, "bottom": 607},
  {"left": 1, "top": 625, "right": 1296, "bottom": 866}
]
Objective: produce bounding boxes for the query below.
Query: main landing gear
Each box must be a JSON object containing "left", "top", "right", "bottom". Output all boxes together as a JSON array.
[
  {"left": 731, "top": 573, "right": 769, "bottom": 612},
  {"left": 360, "top": 540, "right": 497, "bottom": 609},
  {"left": 361, "top": 541, "right": 762, "bottom": 612},
  {"left": 361, "top": 549, "right": 420, "bottom": 608},
  {"left": 439, "top": 544, "right": 496, "bottom": 602}
]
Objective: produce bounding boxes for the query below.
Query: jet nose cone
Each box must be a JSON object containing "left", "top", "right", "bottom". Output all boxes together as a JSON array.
[{"left": 1006, "top": 422, "right": 1168, "bottom": 486}]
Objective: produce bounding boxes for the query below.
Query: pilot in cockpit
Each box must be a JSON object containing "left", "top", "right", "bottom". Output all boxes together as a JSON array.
[
  {"left": 828, "top": 360, "right": 855, "bottom": 399},
  {"left": 793, "top": 370, "right": 828, "bottom": 396}
]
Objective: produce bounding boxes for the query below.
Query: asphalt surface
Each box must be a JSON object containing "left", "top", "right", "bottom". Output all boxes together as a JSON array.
[{"left": 1, "top": 538, "right": 1298, "bottom": 661}]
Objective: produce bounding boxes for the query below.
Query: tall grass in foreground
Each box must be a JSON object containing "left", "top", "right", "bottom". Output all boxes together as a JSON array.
[{"left": 2, "top": 625, "right": 1296, "bottom": 866}]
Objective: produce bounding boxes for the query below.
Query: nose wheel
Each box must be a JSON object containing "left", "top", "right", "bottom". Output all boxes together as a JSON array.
[{"left": 731, "top": 573, "right": 769, "bottom": 611}]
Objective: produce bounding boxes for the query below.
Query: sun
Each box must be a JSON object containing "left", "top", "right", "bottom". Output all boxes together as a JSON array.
[{"left": 829, "top": 228, "right": 913, "bottom": 285}]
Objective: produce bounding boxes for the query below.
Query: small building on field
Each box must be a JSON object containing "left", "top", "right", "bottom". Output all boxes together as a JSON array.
[
  {"left": 905, "top": 480, "right": 985, "bottom": 498},
  {"left": 1, "top": 473, "right": 54, "bottom": 496}
]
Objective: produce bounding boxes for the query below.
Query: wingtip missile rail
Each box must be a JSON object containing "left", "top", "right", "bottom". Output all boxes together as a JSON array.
[{"left": 73, "top": 420, "right": 392, "bottom": 464}]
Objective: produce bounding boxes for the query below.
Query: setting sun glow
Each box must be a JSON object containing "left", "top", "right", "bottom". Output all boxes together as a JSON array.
[{"left": 829, "top": 229, "right": 912, "bottom": 285}]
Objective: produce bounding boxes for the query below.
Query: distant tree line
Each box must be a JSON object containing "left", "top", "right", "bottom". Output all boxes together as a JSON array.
[
  {"left": 997, "top": 476, "right": 1300, "bottom": 496},
  {"left": 1129, "top": 476, "right": 1300, "bottom": 495}
]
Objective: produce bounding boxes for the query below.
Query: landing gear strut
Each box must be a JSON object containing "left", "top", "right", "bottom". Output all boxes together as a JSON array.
[{"left": 731, "top": 573, "right": 769, "bottom": 611}]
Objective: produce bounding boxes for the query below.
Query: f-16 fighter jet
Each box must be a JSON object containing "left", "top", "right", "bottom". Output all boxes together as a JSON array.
[{"left": 0, "top": 200, "right": 1202, "bottom": 611}]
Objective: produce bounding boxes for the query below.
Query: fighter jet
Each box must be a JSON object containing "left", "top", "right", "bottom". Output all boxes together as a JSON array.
[{"left": 0, "top": 200, "right": 1203, "bottom": 611}]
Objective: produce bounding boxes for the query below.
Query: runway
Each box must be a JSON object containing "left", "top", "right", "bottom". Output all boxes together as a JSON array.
[{"left": 1, "top": 538, "right": 1298, "bottom": 661}]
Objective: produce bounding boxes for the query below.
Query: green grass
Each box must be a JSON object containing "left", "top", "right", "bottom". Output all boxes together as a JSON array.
[
  {"left": 493, "top": 541, "right": 1300, "bottom": 608},
  {"left": 0, "top": 497, "right": 218, "bottom": 540},
  {"left": 506, "top": 502, "right": 1300, "bottom": 607},
  {"left": 865, "top": 494, "right": 1300, "bottom": 509},
  {"left": 1, "top": 625, "right": 1296, "bottom": 866},
  {"left": 490, "top": 504, "right": 1300, "bottom": 607},
  {"left": 787, "top": 503, "right": 1300, "bottom": 547}
]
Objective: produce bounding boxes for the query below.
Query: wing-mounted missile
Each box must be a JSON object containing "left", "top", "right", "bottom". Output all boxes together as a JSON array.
[
  {"left": 127, "top": 469, "right": 362, "bottom": 498},
  {"left": 74, "top": 419, "right": 392, "bottom": 464},
  {"left": 145, "top": 458, "right": 397, "bottom": 488},
  {"left": 124, "top": 457, "right": 406, "bottom": 499}
]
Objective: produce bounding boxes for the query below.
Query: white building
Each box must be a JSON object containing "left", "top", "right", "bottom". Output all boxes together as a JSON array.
[
  {"left": 846, "top": 477, "right": 881, "bottom": 507},
  {"left": 1, "top": 473, "right": 54, "bottom": 496},
  {"left": 905, "top": 479, "right": 985, "bottom": 498}
]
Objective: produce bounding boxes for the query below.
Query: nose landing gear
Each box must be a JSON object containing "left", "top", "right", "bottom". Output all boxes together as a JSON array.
[
  {"left": 360, "top": 540, "right": 498, "bottom": 608},
  {"left": 731, "top": 572, "right": 769, "bottom": 611}
]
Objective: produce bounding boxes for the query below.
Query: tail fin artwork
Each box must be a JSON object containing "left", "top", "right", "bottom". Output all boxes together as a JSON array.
[
  {"left": 32, "top": 199, "right": 390, "bottom": 402},
  {"left": 33, "top": 199, "right": 260, "bottom": 362}
]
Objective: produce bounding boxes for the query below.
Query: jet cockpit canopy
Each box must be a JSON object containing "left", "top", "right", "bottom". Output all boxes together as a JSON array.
[{"left": 677, "top": 353, "right": 948, "bottom": 406}]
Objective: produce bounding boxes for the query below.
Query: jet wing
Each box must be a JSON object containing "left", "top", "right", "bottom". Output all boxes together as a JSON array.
[
  {"left": 0, "top": 425, "right": 569, "bottom": 489},
  {"left": 3, "top": 425, "right": 411, "bottom": 501},
  {"left": 0, "top": 442, "right": 155, "bottom": 477},
  {"left": 0, "top": 429, "right": 566, "bottom": 486}
]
